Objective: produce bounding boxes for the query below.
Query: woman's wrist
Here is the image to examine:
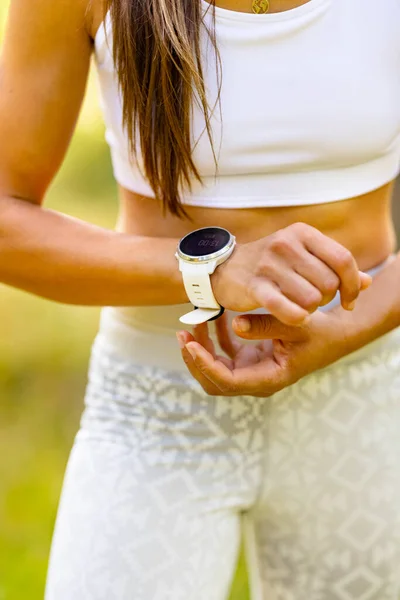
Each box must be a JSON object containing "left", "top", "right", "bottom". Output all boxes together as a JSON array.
[
  {"left": 209, "top": 252, "right": 230, "bottom": 306},
  {"left": 209, "top": 242, "right": 247, "bottom": 311}
]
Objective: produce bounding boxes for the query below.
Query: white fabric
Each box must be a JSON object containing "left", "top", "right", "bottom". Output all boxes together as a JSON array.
[
  {"left": 94, "top": 0, "right": 400, "bottom": 208},
  {"left": 45, "top": 325, "right": 400, "bottom": 600}
]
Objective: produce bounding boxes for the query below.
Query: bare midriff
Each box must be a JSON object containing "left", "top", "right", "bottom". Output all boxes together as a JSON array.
[{"left": 118, "top": 181, "right": 397, "bottom": 272}]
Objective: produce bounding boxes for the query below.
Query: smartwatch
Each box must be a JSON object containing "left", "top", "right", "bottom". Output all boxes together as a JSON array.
[{"left": 176, "top": 227, "right": 236, "bottom": 325}]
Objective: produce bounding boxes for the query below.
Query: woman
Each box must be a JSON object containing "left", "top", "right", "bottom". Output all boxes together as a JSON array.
[{"left": 1, "top": 0, "right": 400, "bottom": 597}]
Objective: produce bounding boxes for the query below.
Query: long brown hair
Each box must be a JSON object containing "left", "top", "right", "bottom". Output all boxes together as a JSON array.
[{"left": 105, "top": 0, "right": 222, "bottom": 217}]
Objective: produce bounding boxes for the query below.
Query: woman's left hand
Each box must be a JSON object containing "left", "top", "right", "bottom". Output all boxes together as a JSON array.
[{"left": 176, "top": 309, "right": 354, "bottom": 397}]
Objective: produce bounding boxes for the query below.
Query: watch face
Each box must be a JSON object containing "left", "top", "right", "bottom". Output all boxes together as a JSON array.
[{"left": 180, "top": 227, "right": 231, "bottom": 258}]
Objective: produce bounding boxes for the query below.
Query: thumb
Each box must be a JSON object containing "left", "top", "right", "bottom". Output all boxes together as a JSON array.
[{"left": 232, "top": 314, "right": 310, "bottom": 341}]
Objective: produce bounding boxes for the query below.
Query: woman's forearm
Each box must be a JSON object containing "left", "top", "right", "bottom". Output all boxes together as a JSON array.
[
  {"left": 336, "top": 252, "right": 400, "bottom": 351},
  {"left": 0, "top": 195, "right": 187, "bottom": 306}
]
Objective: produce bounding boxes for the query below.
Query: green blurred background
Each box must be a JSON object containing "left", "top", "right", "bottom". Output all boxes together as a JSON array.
[
  {"left": 1, "top": 3, "right": 400, "bottom": 600},
  {"left": 0, "top": 3, "right": 251, "bottom": 599}
]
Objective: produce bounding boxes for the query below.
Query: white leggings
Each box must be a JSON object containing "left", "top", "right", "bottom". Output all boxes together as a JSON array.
[{"left": 45, "top": 319, "right": 400, "bottom": 600}]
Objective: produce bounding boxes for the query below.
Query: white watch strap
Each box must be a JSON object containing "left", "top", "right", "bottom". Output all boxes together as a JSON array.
[
  {"left": 179, "top": 307, "right": 222, "bottom": 325},
  {"left": 180, "top": 263, "right": 220, "bottom": 310}
]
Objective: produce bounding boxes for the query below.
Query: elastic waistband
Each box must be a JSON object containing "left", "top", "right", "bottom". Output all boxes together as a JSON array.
[{"left": 95, "top": 255, "right": 395, "bottom": 373}]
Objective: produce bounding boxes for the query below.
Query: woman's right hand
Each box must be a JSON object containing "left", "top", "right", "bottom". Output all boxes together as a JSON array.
[{"left": 211, "top": 222, "right": 372, "bottom": 326}]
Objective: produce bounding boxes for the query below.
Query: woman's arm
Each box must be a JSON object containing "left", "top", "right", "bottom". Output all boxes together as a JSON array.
[
  {"left": 0, "top": 197, "right": 186, "bottom": 305},
  {"left": 0, "top": 0, "right": 187, "bottom": 306}
]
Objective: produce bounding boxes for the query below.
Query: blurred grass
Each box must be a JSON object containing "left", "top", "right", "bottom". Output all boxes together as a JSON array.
[{"left": 0, "top": 2, "right": 249, "bottom": 599}]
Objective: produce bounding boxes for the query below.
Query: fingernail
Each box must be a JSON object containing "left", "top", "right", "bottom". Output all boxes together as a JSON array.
[
  {"left": 176, "top": 332, "right": 185, "bottom": 349},
  {"left": 235, "top": 317, "right": 250, "bottom": 333},
  {"left": 186, "top": 344, "right": 197, "bottom": 360},
  {"left": 347, "top": 300, "right": 356, "bottom": 311}
]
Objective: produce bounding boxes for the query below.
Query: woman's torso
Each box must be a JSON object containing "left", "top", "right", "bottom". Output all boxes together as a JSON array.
[{"left": 90, "top": 0, "right": 400, "bottom": 270}]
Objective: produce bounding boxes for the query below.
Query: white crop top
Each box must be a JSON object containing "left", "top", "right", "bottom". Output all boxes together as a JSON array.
[{"left": 94, "top": 0, "right": 400, "bottom": 208}]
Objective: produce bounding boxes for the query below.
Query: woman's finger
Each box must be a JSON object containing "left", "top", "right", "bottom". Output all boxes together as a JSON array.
[
  {"left": 176, "top": 332, "right": 222, "bottom": 395},
  {"left": 192, "top": 322, "right": 216, "bottom": 358},
  {"left": 360, "top": 272, "right": 372, "bottom": 290},
  {"left": 291, "top": 251, "right": 341, "bottom": 306},
  {"left": 232, "top": 314, "right": 311, "bottom": 341},
  {"left": 176, "top": 329, "right": 194, "bottom": 346},
  {"left": 193, "top": 321, "right": 236, "bottom": 367},
  {"left": 269, "top": 266, "right": 324, "bottom": 314},
  {"left": 252, "top": 280, "right": 310, "bottom": 326},
  {"left": 215, "top": 313, "right": 242, "bottom": 358},
  {"left": 299, "top": 225, "right": 362, "bottom": 309},
  {"left": 185, "top": 341, "right": 238, "bottom": 395}
]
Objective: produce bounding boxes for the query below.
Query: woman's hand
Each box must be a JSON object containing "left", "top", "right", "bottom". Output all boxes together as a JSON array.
[
  {"left": 176, "top": 309, "right": 353, "bottom": 397},
  {"left": 211, "top": 222, "right": 371, "bottom": 326}
]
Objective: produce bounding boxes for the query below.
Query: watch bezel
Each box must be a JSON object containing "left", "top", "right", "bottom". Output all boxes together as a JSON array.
[{"left": 176, "top": 227, "right": 236, "bottom": 263}]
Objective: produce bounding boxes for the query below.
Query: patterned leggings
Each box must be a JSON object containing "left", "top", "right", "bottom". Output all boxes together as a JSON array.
[{"left": 45, "top": 324, "right": 400, "bottom": 600}]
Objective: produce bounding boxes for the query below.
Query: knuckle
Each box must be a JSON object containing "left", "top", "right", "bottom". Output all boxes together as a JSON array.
[
  {"left": 269, "top": 231, "right": 292, "bottom": 254},
  {"left": 263, "top": 293, "right": 282, "bottom": 312},
  {"left": 259, "top": 258, "right": 276, "bottom": 276},
  {"left": 301, "top": 289, "right": 323, "bottom": 310},
  {"left": 335, "top": 248, "right": 353, "bottom": 269},
  {"left": 323, "top": 275, "right": 340, "bottom": 294},
  {"left": 290, "top": 222, "right": 309, "bottom": 237}
]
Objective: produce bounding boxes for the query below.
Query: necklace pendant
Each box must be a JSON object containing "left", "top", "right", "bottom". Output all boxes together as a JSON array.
[{"left": 252, "top": 0, "right": 269, "bottom": 13}]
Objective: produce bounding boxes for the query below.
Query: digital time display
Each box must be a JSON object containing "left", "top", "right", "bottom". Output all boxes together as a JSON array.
[{"left": 179, "top": 227, "right": 231, "bottom": 257}]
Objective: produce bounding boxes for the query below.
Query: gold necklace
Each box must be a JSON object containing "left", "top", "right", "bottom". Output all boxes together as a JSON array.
[{"left": 251, "top": 0, "right": 270, "bottom": 13}]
